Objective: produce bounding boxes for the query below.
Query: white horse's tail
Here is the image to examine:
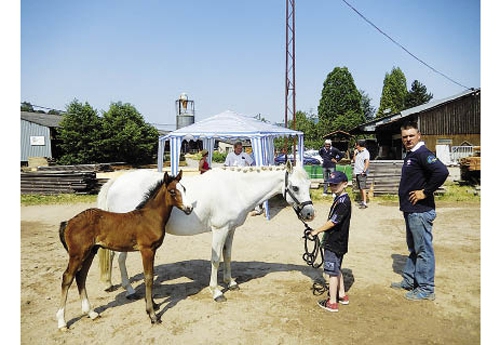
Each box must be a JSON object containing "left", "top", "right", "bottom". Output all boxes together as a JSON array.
[
  {"left": 97, "top": 176, "right": 114, "bottom": 211},
  {"left": 97, "top": 177, "right": 115, "bottom": 288}
]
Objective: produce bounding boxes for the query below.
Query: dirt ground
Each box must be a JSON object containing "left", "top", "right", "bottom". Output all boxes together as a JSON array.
[{"left": 20, "top": 192, "right": 480, "bottom": 344}]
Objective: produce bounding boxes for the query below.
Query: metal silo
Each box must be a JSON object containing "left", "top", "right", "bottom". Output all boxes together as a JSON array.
[{"left": 175, "top": 92, "right": 195, "bottom": 129}]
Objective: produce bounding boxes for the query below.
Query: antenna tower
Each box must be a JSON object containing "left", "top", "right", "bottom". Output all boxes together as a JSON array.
[{"left": 285, "top": 0, "right": 296, "bottom": 130}]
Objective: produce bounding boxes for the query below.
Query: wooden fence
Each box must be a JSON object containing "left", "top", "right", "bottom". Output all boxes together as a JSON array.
[
  {"left": 21, "top": 171, "right": 108, "bottom": 195},
  {"left": 360, "top": 160, "right": 403, "bottom": 196},
  {"left": 310, "top": 160, "right": 403, "bottom": 196}
]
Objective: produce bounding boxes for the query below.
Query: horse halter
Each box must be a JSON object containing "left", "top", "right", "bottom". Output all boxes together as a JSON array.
[{"left": 283, "top": 170, "right": 313, "bottom": 216}]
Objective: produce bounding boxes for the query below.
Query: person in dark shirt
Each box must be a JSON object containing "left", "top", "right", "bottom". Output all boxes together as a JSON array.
[
  {"left": 318, "top": 139, "right": 343, "bottom": 196},
  {"left": 309, "top": 171, "right": 352, "bottom": 312},
  {"left": 391, "top": 121, "right": 449, "bottom": 301}
]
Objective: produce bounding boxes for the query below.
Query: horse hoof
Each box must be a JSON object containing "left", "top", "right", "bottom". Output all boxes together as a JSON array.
[
  {"left": 89, "top": 311, "right": 100, "bottom": 320},
  {"left": 58, "top": 326, "right": 68, "bottom": 332},
  {"left": 150, "top": 318, "right": 162, "bottom": 325},
  {"left": 126, "top": 293, "right": 139, "bottom": 300},
  {"left": 104, "top": 284, "right": 119, "bottom": 292},
  {"left": 214, "top": 295, "right": 227, "bottom": 303},
  {"left": 228, "top": 284, "right": 240, "bottom": 291}
]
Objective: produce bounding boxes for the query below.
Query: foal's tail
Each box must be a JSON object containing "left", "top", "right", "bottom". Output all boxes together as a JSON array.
[
  {"left": 97, "top": 176, "right": 115, "bottom": 284},
  {"left": 59, "top": 221, "right": 69, "bottom": 252}
]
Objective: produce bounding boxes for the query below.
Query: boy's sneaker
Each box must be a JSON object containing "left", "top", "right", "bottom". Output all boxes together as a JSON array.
[
  {"left": 338, "top": 295, "right": 349, "bottom": 305},
  {"left": 390, "top": 281, "right": 412, "bottom": 291},
  {"left": 317, "top": 299, "right": 339, "bottom": 312},
  {"left": 359, "top": 203, "right": 368, "bottom": 209},
  {"left": 405, "top": 289, "right": 436, "bottom": 301}
]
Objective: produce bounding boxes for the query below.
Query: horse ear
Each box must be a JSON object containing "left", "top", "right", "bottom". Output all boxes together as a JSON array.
[
  {"left": 285, "top": 160, "right": 293, "bottom": 173},
  {"left": 175, "top": 170, "right": 183, "bottom": 181},
  {"left": 163, "top": 171, "right": 173, "bottom": 185}
]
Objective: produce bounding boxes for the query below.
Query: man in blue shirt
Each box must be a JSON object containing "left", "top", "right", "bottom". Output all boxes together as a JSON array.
[
  {"left": 319, "top": 139, "right": 343, "bottom": 196},
  {"left": 391, "top": 121, "right": 449, "bottom": 301}
]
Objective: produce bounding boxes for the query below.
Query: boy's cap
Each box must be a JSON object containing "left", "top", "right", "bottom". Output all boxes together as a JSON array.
[{"left": 327, "top": 171, "right": 348, "bottom": 184}]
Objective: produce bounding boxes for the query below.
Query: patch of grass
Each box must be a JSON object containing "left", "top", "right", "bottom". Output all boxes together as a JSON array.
[
  {"left": 435, "top": 182, "right": 481, "bottom": 202},
  {"left": 21, "top": 194, "right": 97, "bottom": 206}
]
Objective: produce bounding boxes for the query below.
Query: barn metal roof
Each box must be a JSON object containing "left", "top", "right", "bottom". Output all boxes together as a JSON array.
[
  {"left": 351, "top": 88, "right": 480, "bottom": 134},
  {"left": 21, "top": 111, "right": 63, "bottom": 128}
]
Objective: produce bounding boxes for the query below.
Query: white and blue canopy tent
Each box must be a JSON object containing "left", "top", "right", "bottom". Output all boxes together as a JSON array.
[
  {"left": 157, "top": 110, "right": 305, "bottom": 219},
  {"left": 157, "top": 110, "right": 305, "bottom": 173}
]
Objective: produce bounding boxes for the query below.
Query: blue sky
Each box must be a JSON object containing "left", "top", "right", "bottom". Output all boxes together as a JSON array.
[{"left": 18, "top": 0, "right": 481, "bottom": 127}]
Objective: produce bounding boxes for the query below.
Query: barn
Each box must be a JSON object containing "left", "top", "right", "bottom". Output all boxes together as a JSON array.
[
  {"left": 351, "top": 88, "right": 480, "bottom": 164},
  {"left": 20, "top": 111, "right": 63, "bottom": 166}
]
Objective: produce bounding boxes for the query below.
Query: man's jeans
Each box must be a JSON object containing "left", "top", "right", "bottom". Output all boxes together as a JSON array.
[
  {"left": 402, "top": 210, "right": 436, "bottom": 294},
  {"left": 322, "top": 167, "right": 334, "bottom": 194}
]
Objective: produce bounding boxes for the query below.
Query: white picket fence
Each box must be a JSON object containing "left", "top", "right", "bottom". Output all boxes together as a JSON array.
[{"left": 450, "top": 146, "right": 475, "bottom": 165}]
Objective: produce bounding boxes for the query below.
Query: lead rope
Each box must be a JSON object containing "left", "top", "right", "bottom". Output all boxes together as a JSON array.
[
  {"left": 286, "top": 171, "right": 328, "bottom": 295},
  {"left": 294, "top": 208, "right": 328, "bottom": 295},
  {"left": 301, "top": 225, "right": 323, "bottom": 268},
  {"left": 300, "top": 222, "right": 329, "bottom": 295}
]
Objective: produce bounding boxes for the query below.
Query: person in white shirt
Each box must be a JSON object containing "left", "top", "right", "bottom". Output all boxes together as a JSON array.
[
  {"left": 224, "top": 141, "right": 254, "bottom": 167},
  {"left": 352, "top": 140, "right": 370, "bottom": 209}
]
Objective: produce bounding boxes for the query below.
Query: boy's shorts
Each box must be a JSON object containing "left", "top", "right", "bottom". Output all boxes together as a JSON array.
[
  {"left": 323, "top": 249, "right": 344, "bottom": 276},
  {"left": 356, "top": 174, "right": 367, "bottom": 189}
]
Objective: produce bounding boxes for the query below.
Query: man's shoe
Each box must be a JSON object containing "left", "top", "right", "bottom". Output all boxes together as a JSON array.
[
  {"left": 317, "top": 299, "right": 339, "bottom": 312},
  {"left": 338, "top": 295, "right": 349, "bottom": 305},
  {"left": 405, "top": 289, "right": 435, "bottom": 301},
  {"left": 322, "top": 193, "right": 328, "bottom": 197},
  {"left": 359, "top": 204, "right": 367, "bottom": 209},
  {"left": 390, "top": 281, "right": 412, "bottom": 291}
]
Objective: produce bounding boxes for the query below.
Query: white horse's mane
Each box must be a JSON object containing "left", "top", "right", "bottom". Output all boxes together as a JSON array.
[
  {"left": 218, "top": 165, "right": 286, "bottom": 173},
  {"left": 216, "top": 165, "right": 308, "bottom": 179}
]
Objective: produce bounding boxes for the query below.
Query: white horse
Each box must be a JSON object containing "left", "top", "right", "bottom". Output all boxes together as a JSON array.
[{"left": 97, "top": 161, "right": 314, "bottom": 302}]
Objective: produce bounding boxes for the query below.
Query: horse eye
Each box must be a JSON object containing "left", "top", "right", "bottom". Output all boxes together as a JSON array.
[
  {"left": 169, "top": 190, "right": 176, "bottom": 196},
  {"left": 293, "top": 186, "right": 299, "bottom": 192}
]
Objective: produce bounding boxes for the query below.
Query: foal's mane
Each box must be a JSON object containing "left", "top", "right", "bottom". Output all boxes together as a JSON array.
[{"left": 135, "top": 179, "right": 164, "bottom": 210}]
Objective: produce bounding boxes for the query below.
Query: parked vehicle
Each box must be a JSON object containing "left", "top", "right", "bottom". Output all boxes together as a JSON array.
[
  {"left": 274, "top": 153, "right": 321, "bottom": 165},
  {"left": 304, "top": 149, "right": 323, "bottom": 164}
]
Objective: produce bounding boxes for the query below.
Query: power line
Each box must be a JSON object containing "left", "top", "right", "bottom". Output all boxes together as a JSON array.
[{"left": 340, "top": 0, "right": 473, "bottom": 90}]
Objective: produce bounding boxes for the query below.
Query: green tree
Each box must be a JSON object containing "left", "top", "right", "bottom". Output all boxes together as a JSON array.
[
  {"left": 317, "top": 67, "right": 364, "bottom": 134},
  {"left": 286, "top": 110, "right": 322, "bottom": 150},
  {"left": 376, "top": 67, "right": 408, "bottom": 118},
  {"left": 100, "top": 102, "right": 159, "bottom": 165},
  {"left": 405, "top": 80, "right": 433, "bottom": 108},
  {"left": 57, "top": 100, "right": 103, "bottom": 164},
  {"left": 359, "top": 89, "right": 375, "bottom": 121},
  {"left": 21, "top": 101, "right": 34, "bottom": 112}
]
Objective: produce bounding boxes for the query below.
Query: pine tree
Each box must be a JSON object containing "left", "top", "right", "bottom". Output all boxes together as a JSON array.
[
  {"left": 405, "top": 80, "right": 433, "bottom": 109},
  {"left": 376, "top": 67, "right": 408, "bottom": 118}
]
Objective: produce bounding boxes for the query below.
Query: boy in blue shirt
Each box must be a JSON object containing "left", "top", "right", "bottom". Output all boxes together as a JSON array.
[{"left": 309, "top": 171, "right": 352, "bottom": 312}]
